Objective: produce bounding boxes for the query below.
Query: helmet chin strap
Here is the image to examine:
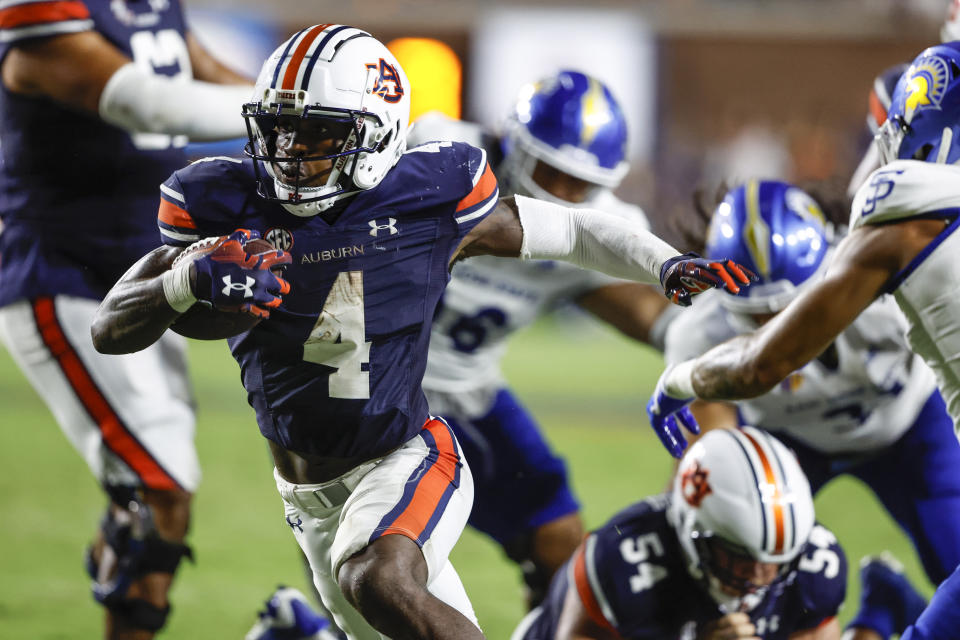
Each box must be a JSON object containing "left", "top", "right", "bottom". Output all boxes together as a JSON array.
[{"left": 273, "top": 178, "right": 343, "bottom": 216}]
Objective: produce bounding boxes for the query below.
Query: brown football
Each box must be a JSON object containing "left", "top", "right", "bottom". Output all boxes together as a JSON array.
[{"left": 170, "top": 237, "right": 280, "bottom": 340}]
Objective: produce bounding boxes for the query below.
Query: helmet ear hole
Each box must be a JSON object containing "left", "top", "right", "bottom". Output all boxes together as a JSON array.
[{"left": 914, "top": 143, "right": 935, "bottom": 161}]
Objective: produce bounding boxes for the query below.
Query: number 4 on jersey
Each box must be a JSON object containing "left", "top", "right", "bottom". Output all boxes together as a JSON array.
[{"left": 303, "top": 271, "right": 371, "bottom": 399}]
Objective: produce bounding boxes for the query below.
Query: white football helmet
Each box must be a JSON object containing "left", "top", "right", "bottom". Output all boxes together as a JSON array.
[
  {"left": 243, "top": 25, "right": 410, "bottom": 216},
  {"left": 667, "top": 426, "right": 815, "bottom": 612}
]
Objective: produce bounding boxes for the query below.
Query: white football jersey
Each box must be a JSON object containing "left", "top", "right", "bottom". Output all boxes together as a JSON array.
[
  {"left": 411, "top": 113, "right": 651, "bottom": 417},
  {"left": 665, "top": 291, "right": 938, "bottom": 454},
  {"left": 850, "top": 159, "right": 960, "bottom": 431}
]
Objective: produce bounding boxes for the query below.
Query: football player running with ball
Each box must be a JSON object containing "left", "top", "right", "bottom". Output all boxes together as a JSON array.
[
  {"left": 646, "top": 41, "right": 960, "bottom": 640},
  {"left": 0, "top": 1, "right": 252, "bottom": 637},
  {"left": 411, "top": 71, "right": 681, "bottom": 608},
  {"left": 91, "top": 25, "right": 753, "bottom": 640},
  {"left": 511, "top": 427, "right": 847, "bottom": 640}
]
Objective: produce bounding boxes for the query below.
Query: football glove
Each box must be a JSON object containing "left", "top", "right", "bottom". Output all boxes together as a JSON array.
[
  {"left": 191, "top": 229, "right": 292, "bottom": 319},
  {"left": 660, "top": 252, "right": 756, "bottom": 307},
  {"left": 646, "top": 366, "right": 700, "bottom": 458}
]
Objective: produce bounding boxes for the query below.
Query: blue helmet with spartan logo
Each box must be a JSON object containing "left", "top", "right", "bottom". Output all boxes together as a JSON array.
[
  {"left": 499, "top": 70, "right": 629, "bottom": 204},
  {"left": 705, "top": 180, "right": 829, "bottom": 315},
  {"left": 877, "top": 42, "right": 960, "bottom": 166}
]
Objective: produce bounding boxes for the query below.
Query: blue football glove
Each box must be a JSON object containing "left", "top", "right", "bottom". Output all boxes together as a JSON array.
[
  {"left": 190, "top": 229, "right": 292, "bottom": 319},
  {"left": 660, "top": 252, "right": 757, "bottom": 307},
  {"left": 646, "top": 366, "right": 700, "bottom": 458}
]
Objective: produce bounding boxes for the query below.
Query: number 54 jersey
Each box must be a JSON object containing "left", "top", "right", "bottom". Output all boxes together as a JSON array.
[
  {"left": 157, "top": 142, "right": 499, "bottom": 459},
  {"left": 515, "top": 496, "right": 846, "bottom": 640}
]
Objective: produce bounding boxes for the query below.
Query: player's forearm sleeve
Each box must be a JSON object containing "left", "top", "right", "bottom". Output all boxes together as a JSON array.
[
  {"left": 516, "top": 194, "right": 678, "bottom": 284},
  {"left": 98, "top": 62, "right": 252, "bottom": 141}
]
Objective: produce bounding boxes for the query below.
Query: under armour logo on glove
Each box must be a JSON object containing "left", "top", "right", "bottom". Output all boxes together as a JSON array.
[
  {"left": 191, "top": 229, "right": 292, "bottom": 318},
  {"left": 222, "top": 275, "right": 256, "bottom": 299},
  {"left": 659, "top": 252, "right": 757, "bottom": 307}
]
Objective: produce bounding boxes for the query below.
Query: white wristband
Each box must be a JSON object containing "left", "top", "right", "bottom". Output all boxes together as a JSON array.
[
  {"left": 161, "top": 265, "right": 197, "bottom": 313},
  {"left": 664, "top": 360, "right": 696, "bottom": 398}
]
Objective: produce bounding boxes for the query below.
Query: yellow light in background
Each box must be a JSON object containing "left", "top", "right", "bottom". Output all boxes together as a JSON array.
[{"left": 387, "top": 37, "right": 461, "bottom": 122}]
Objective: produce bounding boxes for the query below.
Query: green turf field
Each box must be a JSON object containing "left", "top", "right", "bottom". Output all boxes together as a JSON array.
[{"left": 0, "top": 318, "right": 934, "bottom": 639}]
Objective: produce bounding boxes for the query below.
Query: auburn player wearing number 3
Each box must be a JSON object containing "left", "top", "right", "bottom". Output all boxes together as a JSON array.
[
  {"left": 511, "top": 427, "right": 847, "bottom": 640},
  {"left": 0, "top": 1, "right": 252, "bottom": 638},
  {"left": 91, "top": 25, "right": 753, "bottom": 640}
]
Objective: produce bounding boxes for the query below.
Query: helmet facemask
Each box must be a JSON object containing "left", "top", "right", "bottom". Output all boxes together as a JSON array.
[
  {"left": 692, "top": 532, "right": 796, "bottom": 612},
  {"left": 243, "top": 88, "right": 392, "bottom": 217}
]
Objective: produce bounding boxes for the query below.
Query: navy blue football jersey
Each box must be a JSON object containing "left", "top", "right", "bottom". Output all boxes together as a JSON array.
[
  {"left": 520, "top": 496, "right": 846, "bottom": 640},
  {"left": 157, "top": 143, "right": 499, "bottom": 458},
  {"left": 0, "top": 0, "right": 194, "bottom": 306}
]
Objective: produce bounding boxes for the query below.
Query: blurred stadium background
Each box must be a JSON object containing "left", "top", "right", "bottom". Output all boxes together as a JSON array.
[{"left": 1, "top": 0, "right": 952, "bottom": 637}]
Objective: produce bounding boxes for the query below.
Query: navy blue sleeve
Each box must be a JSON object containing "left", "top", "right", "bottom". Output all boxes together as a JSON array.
[{"left": 157, "top": 157, "right": 253, "bottom": 246}]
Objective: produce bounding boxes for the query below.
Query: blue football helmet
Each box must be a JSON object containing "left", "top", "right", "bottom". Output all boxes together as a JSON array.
[
  {"left": 877, "top": 42, "right": 960, "bottom": 166},
  {"left": 500, "top": 70, "right": 628, "bottom": 204},
  {"left": 705, "top": 180, "right": 829, "bottom": 314}
]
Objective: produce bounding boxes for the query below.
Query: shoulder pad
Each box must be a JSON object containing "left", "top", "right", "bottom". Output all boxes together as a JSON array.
[{"left": 851, "top": 160, "right": 960, "bottom": 230}]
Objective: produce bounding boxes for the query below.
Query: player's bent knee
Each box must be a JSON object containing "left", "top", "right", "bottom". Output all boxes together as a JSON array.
[{"left": 337, "top": 535, "right": 428, "bottom": 613}]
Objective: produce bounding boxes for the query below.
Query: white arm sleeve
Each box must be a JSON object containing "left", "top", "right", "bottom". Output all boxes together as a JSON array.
[
  {"left": 98, "top": 62, "right": 252, "bottom": 141},
  {"left": 515, "top": 194, "right": 678, "bottom": 285}
]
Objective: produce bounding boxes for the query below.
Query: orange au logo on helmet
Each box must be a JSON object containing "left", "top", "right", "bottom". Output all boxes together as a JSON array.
[
  {"left": 681, "top": 460, "right": 713, "bottom": 507},
  {"left": 365, "top": 59, "right": 404, "bottom": 104}
]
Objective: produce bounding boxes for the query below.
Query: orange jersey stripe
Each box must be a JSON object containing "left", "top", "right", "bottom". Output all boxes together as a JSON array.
[
  {"left": 0, "top": 0, "right": 89, "bottom": 29},
  {"left": 32, "top": 298, "right": 180, "bottom": 491},
  {"left": 281, "top": 24, "right": 331, "bottom": 90},
  {"left": 381, "top": 420, "right": 459, "bottom": 538},
  {"left": 573, "top": 540, "right": 619, "bottom": 635},
  {"left": 455, "top": 162, "right": 497, "bottom": 213},
  {"left": 158, "top": 198, "right": 197, "bottom": 230},
  {"left": 868, "top": 90, "right": 888, "bottom": 129},
  {"left": 742, "top": 430, "right": 785, "bottom": 554}
]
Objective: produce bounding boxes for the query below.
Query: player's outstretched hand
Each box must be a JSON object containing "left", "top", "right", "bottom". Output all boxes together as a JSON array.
[
  {"left": 646, "top": 365, "right": 700, "bottom": 458},
  {"left": 660, "top": 252, "right": 757, "bottom": 307},
  {"left": 190, "top": 229, "right": 292, "bottom": 318}
]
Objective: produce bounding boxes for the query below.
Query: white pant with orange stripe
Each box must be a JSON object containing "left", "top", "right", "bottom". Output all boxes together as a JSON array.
[
  {"left": 274, "top": 418, "right": 478, "bottom": 640},
  {"left": 0, "top": 296, "right": 200, "bottom": 492}
]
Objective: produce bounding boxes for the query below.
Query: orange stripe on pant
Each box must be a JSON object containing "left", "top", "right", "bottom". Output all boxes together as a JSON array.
[
  {"left": 32, "top": 298, "right": 181, "bottom": 491},
  {"left": 379, "top": 419, "right": 460, "bottom": 540},
  {"left": 0, "top": 0, "right": 89, "bottom": 29}
]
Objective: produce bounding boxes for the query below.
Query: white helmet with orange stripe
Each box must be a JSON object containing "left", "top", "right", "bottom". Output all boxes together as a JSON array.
[
  {"left": 667, "top": 426, "right": 815, "bottom": 612},
  {"left": 242, "top": 25, "right": 410, "bottom": 216}
]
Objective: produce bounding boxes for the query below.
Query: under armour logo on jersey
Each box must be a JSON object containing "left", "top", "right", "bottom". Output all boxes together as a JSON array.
[
  {"left": 368, "top": 218, "right": 398, "bottom": 237},
  {"left": 285, "top": 515, "right": 303, "bottom": 532},
  {"left": 221, "top": 275, "right": 255, "bottom": 298}
]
